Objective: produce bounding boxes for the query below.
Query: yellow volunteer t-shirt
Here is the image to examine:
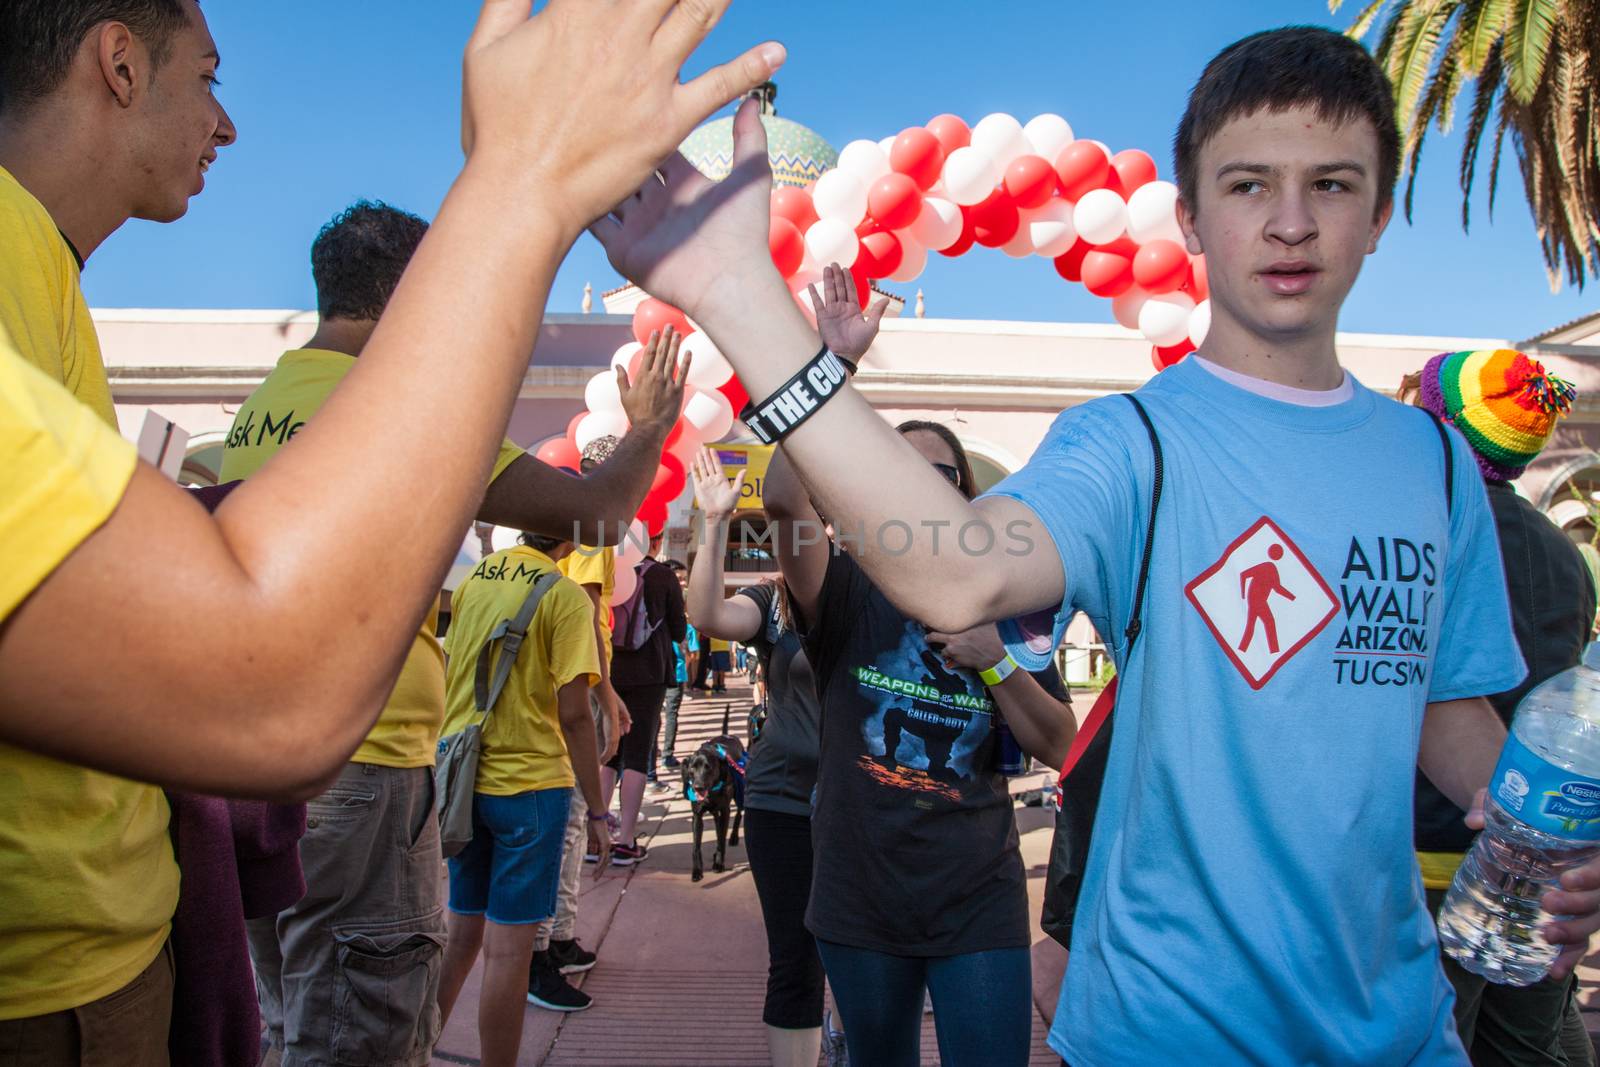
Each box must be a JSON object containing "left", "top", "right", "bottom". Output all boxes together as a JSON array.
[
  {"left": 220, "top": 348, "right": 524, "bottom": 767},
  {"left": 0, "top": 346, "right": 179, "bottom": 1018},
  {"left": 710, "top": 637, "right": 732, "bottom": 654},
  {"left": 560, "top": 545, "right": 615, "bottom": 674},
  {"left": 0, "top": 165, "right": 114, "bottom": 427},
  {"left": 441, "top": 547, "right": 598, "bottom": 795}
]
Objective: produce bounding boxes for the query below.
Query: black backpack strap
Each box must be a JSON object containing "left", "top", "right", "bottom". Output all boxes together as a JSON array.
[
  {"left": 474, "top": 571, "right": 562, "bottom": 714},
  {"left": 1121, "top": 395, "right": 1165, "bottom": 655},
  {"left": 1423, "top": 411, "right": 1454, "bottom": 518}
]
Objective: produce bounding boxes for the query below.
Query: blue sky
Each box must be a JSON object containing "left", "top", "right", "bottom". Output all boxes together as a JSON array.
[{"left": 79, "top": 0, "right": 1595, "bottom": 343}]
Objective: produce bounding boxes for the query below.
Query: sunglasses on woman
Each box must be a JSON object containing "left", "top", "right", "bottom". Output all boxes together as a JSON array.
[{"left": 932, "top": 463, "right": 962, "bottom": 489}]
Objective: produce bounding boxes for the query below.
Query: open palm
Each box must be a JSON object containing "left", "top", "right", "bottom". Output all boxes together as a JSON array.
[
  {"left": 591, "top": 97, "right": 782, "bottom": 321},
  {"left": 811, "top": 262, "right": 890, "bottom": 364},
  {"left": 692, "top": 446, "right": 746, "bottom": 518}
]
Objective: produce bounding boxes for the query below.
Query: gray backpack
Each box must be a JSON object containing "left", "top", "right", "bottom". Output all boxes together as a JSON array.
[{"left": 435, "top": 570, "right": 561, "bottom": 858}]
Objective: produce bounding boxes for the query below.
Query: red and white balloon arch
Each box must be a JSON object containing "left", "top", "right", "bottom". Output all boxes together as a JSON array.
[{"left": 537, "top": 110, "right": 1210, "bottom": 564}]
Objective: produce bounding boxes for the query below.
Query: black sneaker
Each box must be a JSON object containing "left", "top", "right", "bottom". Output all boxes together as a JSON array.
[
  {"left": 547, "top": 937, "right": 597, "bottom": 975},
  {"left": 610, "top": 840, "right": 649, "bottom": 867},
  {"left": 661, "top": 754, "right": 679, "bottom": 769},
  {"left": 527, "top": 955, "right": 593, "bottom": 1012}
]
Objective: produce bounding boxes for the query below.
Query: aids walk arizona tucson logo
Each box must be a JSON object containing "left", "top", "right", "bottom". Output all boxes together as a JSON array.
[{"left": 1185, "top": 517, "right": 1338, "bottom": 690}]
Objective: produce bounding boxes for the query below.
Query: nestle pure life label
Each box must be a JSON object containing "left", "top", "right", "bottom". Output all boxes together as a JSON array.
[{"left": 1492, "top": 731, "right": 1600, "bottom": 840}]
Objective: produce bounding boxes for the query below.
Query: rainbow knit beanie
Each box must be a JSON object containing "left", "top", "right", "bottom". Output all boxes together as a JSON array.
[{"left": 1418, "top": 349, "right": 1576, "bottom": 481}]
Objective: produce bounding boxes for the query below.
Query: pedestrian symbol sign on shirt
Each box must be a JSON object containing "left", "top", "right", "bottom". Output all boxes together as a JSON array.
[{"left": 1185, "top": 517, "right": 1338, "bottom": 690}]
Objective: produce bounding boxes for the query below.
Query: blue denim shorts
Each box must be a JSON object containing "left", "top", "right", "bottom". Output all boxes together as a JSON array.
[{"left": 446, "top": 787, "right": 572, "bottom": 925}]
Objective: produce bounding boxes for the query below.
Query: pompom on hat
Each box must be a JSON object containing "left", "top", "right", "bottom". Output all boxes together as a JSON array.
[{"left": 1418, "top": 349, "right": 1577, "bottom": 481}]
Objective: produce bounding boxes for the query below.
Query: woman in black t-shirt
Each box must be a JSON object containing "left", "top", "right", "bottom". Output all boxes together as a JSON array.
[
  {"left": 762, "top": 422, "right": 1075, "bottom": 1067},
  {"left": 686, "top": 448, "right": 827, "bottom": 1067}
]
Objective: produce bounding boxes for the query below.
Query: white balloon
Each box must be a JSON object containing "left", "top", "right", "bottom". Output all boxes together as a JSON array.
[
  {"left": 1126, "top": 180, "right": 1185, "bottom": 245},
  {"left": 1139, "top": 292, "right": 1196, "bottom": 347},
  {"left": 683, "top": 387, "right": 735, "bottom": 443},
  {"left": 615, "top": 518, "right": 650, "bottom": 567},
  {"left": 888, "top": 232, "right": 927, "bottom": 282},
  {"left": 878, "top": 135, "right": 897, "bottom": 158},
  {"left": 680, "top": 330, "right": 733, "bottom": 390},
  {"left": 804, "top": 218, "right": 859, "bottom": 269},
  {"left": 489, "top": 524, "right": 519, "bottom": 553},
  {"left": 1022, "top": 113, "right": 1075, "bottom": 159},
  {"left": 910, "top": 196, "right": 963, "bottom": 251},
  {"left": 942, "top": 146, "right": 1000, "bottom": 206},
  {"left": 583, "top": 369, "right": 625, "bottom": 415},
  {"left": 609, "top": 341, "right": 643, "bottom": 373},
  {"left": 669, "top": 427, "right": 702, "bottom": 465},
  {"left": 608, "top": 560, "right": 638, "bottom": 606},
  {"left": 970, "top": 113, "right": 1029, "bottom": 169},
  {"left": 1023, "top": 199, "right": 1077, "bottom": 257},
  {"left": 573, "top": 410, "right": 628, "bottom": 452},
  {"left": 1111, "top": 286, "right": 1151, "bottom": 330},
  {"left": 1189, "top": 299, "right": 1212, "bottom": 347},
  {"left": 1074, "top": 188, "right": 1129, "bottom": 246},
  {"left": 837, "top": 139, "right": 890, "bottom": 184},
  {"left": 811, "top": 169, "right": 867, "bottom": 225},
  {"left": 1002, "top": 225, "right": 1034, "bottom": 258}
]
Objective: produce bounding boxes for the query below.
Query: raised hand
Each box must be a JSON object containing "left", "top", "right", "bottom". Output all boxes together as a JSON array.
[
  {"left": 591, "top": 95, "right": 791, "bottom": 329},
  {"left": 462, "top": 0, "right": 785, "bottom": 241},
  {"left": 619, "top": 328, "right": 690, "bottom": 434},
  {"left": 811, "top": 262, "right": 891, "bottom": 364},
  {"left": 691, "top": 446, "right": 747, "bottom": 520}
]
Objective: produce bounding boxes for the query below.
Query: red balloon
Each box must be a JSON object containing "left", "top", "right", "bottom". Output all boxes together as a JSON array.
[
  {"left": 719, "top": 376, "right": 750, "bottom": 414},
  {"left": 632, "top": 298, "right": 692, "bottom": 347},
  {"left": 566, "top": 411, "right": 586, "bottom": 444},
  {"left": 637, "top": 496, "right": 669, "bottom": 537},
  {"left": 769, "top": 217, "right": 805, "bottom": 278},
  {"left": 1082, "top": 249, "right": 1135, "bottom": 297},
  {"left": 889, "top": 126, "right": 945, "bottom": 190},
  {"left": 867, "top": 173, "right": 922, "bottom": 231},
  {"left": 940, "top": 208, "right": 978, "bottom": 257},
  {"left": 925, "top": 114, "right": 971, "bottom": 157},
  {"left": 1152, "top": 341, "right": 1194, "bottom": 371},
  {"left": 1053, "top": 239, "right": 1092, "bottom": 282},
  {"left": 1003, "top": 155, "right": 1058, "bottom": 209},
  {"left": 849, "top": 261, "right": 872, "bottom": 309},
  {"left": 536, "top": 436, "right": 582, "bottom": 470},
  {"left": 1054, "top": 141, "right": 1111, "bottom": 201},
  {"left": 1131, "top": 239, "right": 1189, "bottom": 293},
  {"left": 651, "top": 456, "right": 687, "bottom": 500},
  {"left": 1111, "top": 149, "right": 1158, "bottom": 195},
  {"left": 663, "top": 418, "right": 686, "bottom": 452},
  {"left": 1184, "top": 256, "right": 1209, "bottom": 301},
  {"left": 970, "top": 186, "right": 1019, "bottom": 248},
  {"left": 857, "top": 230, "right": 904, "bottom": 279},
  {"left": 1101, "top": 236, "right": 1141, "bottom": 259},
  {"left": 771, "top": 186, "right": 819, "bottom": 233}
]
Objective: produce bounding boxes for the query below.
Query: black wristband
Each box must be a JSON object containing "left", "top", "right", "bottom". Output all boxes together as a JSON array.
[{"left": 739, "top": 346, "right": 851, "bottom": 445}]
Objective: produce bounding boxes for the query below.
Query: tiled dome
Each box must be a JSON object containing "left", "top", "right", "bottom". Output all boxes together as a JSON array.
[{"left": 678, "top": 84, "right": 837, "bottom": 189}]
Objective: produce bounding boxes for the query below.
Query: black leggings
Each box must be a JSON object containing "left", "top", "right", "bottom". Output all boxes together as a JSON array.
[
  {"left": 743, "top": 808, "right": 825, "bottom": 1029},
  {"left": 607, "top": 684, "right": 664, "bottom": 774}
]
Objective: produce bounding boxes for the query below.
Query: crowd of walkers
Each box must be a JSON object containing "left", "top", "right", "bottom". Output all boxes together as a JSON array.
[{"left": 3, "top": 3, "right": 1600, "bottom": 1067}]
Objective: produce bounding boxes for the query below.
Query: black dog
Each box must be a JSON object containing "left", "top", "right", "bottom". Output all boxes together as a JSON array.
[{"left": 681, "top": 734, "right": 745, "bottom": 882}]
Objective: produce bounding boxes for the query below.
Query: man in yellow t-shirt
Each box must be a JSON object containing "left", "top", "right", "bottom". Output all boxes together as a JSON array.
[
  {"left": 435, "top": 533, "right": 607, "bottom": 1049},
  {"left": 0, "top": 2, "right": 236, "bottom": 1057},
  {"left": 232, "top": 203, "right": 681, "bottom": 1067}
]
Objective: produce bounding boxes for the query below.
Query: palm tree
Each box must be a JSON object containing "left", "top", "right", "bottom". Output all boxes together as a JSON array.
[{"left": 1330, "top": 0, "right": 1599, "bottom": 290}]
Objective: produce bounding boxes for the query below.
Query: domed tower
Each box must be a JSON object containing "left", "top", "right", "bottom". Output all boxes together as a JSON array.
[
  {"left": 677, "top": 82, "right": 838, "bottom": 188},
  {"left": 602, "top": 85, "right": 863, "bottom": 314}
]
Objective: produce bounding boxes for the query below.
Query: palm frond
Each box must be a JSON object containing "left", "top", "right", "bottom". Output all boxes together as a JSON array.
[
  {"left": 1504, "top": 0, "right": 1559, "bottom": 103},
  {"left": 1456, "top": 0, "right": 1510, "bottom": 74},
  {"left": 1404, "top": 47, "right": 1465, "bottom": 219},
  {"left": 1390, "top": 1, "right": 1457, "bottom": 128},
  {"left": 1343, "top": 0, "right": 1396, "bottom": 40},
  {"left": 1457, "top": 42, "right": 1505, "bottom": 229}
]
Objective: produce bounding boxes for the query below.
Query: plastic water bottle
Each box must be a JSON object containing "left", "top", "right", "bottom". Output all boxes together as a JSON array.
[{"left": 1436, "top": 643, "right": 1600, "bottom": 985}]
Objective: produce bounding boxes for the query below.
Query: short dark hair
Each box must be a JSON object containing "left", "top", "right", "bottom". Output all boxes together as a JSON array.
[
  {"left": 518, "top": 531, "right": 566, "bottom": 555},
  {"left": 1174, "top": 27, "right": 1399, "bottom": 216},
  {"left": 896, "top": 419, "right": 977, "bottom": 502},
  {"left": 310, "top": 201, "right": 429, "bottom": 321},
  {"left": 0, "top": 0, "right": 192, "bottom": 113}
]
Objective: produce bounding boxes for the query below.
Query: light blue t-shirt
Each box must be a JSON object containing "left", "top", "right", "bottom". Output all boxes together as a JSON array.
[{"left": 985, "top": 357, "right": 1524, "bottom": 1067}]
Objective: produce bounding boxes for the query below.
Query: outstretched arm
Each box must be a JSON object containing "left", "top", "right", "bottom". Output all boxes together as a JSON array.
[
  {"left": 0, "top": 0, "right": 783, "bottom": 799},
  {"left": 593, "top": 102, "right": 1060, "bottom": 633},
  {"left": 481, "top": 328, "right": 688, "bottom": 544},
  {"left": 685, "top": 447, "right": 764, "bottom": 641}
]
